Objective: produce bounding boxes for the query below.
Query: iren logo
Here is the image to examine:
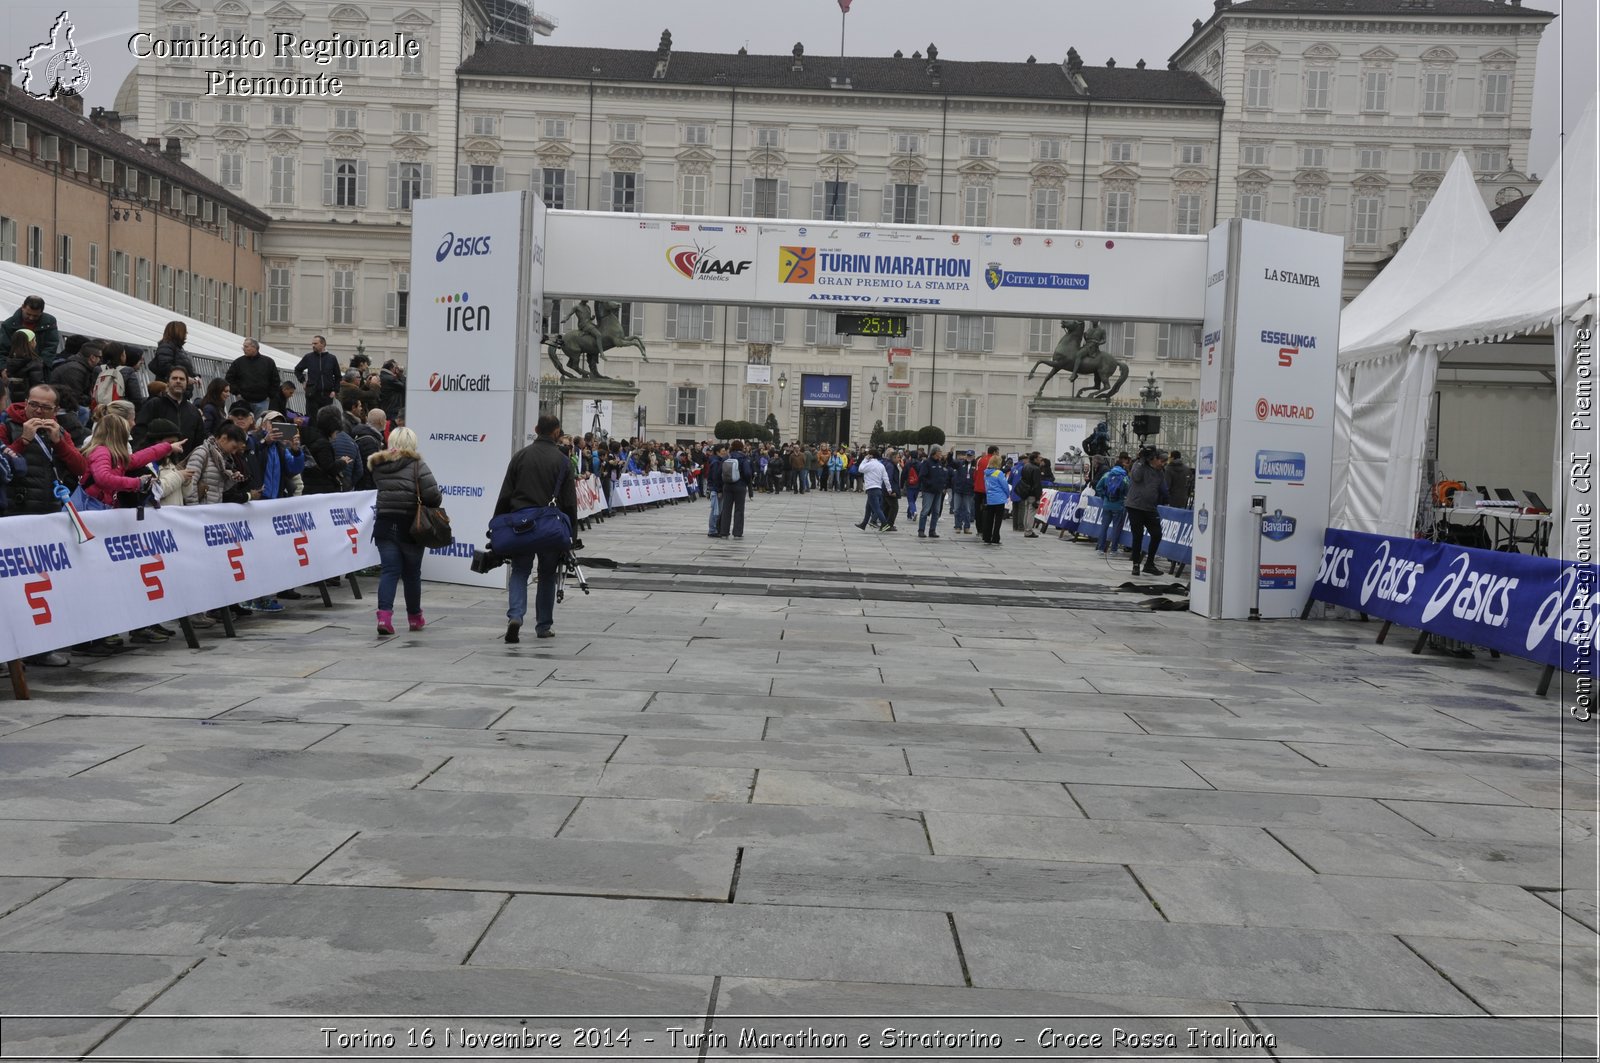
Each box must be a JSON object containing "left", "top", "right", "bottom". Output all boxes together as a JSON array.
[{"left": 436, "top": 292, "right": 490, "bottom": 333}]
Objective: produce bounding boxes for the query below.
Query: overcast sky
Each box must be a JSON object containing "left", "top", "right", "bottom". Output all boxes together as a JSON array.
[{"left": 6, "top": 0, "right": 1593, "bottom": 174}]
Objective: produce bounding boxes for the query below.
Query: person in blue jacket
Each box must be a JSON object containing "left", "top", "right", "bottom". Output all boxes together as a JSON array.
[
  {"left": 982, "top": 458, "right": 1011, "bottom": 545},
  {"left": 1094, "top": 454, "right": 1131, "bottom": 555},
  {"left": 916, "top": 447, "right": 951, "bottom": 538},
  {"left": 715, "top": 441, "right": 753, "bottom": 539}
]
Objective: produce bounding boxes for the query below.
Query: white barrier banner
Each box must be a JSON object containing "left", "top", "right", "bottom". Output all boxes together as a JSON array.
[
  {"left": 576, "top": 474, "right": 609, "bottom": 520},
  {"left": 1, "top": 492, "right": 378, "bottom": 662},
  {"left": 611, "top": 473, "right": 687, "bottom": 508}
]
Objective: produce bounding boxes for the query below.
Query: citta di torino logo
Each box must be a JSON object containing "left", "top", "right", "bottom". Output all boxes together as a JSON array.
[
  {"left": 435, "top": 231, "right": 492, "bottom": 262},
  {"left": 428, "top": 373, "right": 492, "bottom": 393}
]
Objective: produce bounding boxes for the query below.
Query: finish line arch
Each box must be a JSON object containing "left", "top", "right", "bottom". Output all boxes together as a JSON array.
[{"left": 405, "top": 192, "right": 1343, "bottom": 621}]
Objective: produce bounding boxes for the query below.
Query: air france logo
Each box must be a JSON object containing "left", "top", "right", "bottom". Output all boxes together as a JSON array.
[
  {"left": 435, "top": 231, "right": 492, "bottom": 262},
  {"left": 1255, "top": 450, "right": 1306, "bottom": 485}
]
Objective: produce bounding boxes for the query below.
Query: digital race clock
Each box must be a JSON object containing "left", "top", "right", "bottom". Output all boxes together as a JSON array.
[{"left": 834, "top": 313, "right": 909, "bottom": 338}]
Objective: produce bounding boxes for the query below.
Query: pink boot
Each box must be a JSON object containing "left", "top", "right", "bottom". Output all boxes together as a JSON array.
[
  {"left": 407, "top": 613, "right": 426, "bottom": 632},
  {"left": 376, "top": 610, "right": 395, "bottom": 636}
]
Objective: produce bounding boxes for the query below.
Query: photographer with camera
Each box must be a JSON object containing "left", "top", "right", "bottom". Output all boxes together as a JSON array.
[
  {"left": 1126, "top": 446, "right": 1168, "bottom": 577},
  {"left": 490, "top": 414, "right": 579, "bottom": 643}
]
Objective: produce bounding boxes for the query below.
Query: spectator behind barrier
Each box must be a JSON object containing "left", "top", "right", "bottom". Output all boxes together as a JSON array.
[{"left": 0, "top": 296, "right": 62, "bottom": 368}]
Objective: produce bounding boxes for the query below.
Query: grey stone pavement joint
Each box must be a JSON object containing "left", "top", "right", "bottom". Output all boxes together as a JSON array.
[{"left": 1, "top": 489, "right": 1595, "bottom": 1058}]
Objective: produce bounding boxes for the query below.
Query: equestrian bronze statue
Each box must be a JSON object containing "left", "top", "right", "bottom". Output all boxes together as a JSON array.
[
  {"left": 1025, "top": 319, "right": 1130, "bottom": 401},
  {"left": 546, "top": 299, "right": 649, "bottom": 379}
]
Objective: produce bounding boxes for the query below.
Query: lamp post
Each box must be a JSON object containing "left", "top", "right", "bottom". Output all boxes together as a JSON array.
[
  {"left": 868, "top": 374, "right": 879, "bottom": 409},
  {"left": 356, "top": 338, "right": 365, "bottom": 363},
  {"left": 635, "top": 405, "right": 646, "bottom": 441},
  {"left": 1139, "top": 371, "right": 1162, "bottom": 409},
  {"left": 777, "top": 372, "right": 788, "bottom": 405}
]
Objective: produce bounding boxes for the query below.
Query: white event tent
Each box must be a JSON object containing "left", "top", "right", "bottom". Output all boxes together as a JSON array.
[
  {"left": 1334, "top": 97, "right": 1599, "bottom": 557},
  {"left": 0, "top": 259, "right": 299, "bottom": 379}
]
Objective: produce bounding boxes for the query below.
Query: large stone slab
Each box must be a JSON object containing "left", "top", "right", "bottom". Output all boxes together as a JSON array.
[
  {"left": 926, "top": 812, "right": 1309, "bottom": 873},
  {"left": 1384, "top": 798, "right": 1594, "bottom": 842},
  {"left": 304, "top": 833, "right": 736, "bottom": 899},
  {"left": 423, "top": 756, "right": 755, "bottom": 801},
  {"left": 754, "top": 770, "right": 1086, "bottom": 817},
  {"left": 736, "top": 848, "right": 1161, "bottom": 919},
  {"left": 156, "top": 674, "right": 421, "bottom": 701},
  {"left": 0, "top": 819, "right": 353, "bottom": 883},
  {"left": 612, "top": 736, "right": 909, "bottom": 774},
  {"left": 1239, "top": 1003, "right": 1593, "bottom": 1063},
  {"left": 1270, "top": 827, "right": 1583, "bottom": 888},
  {"left": 907, "top": 748, "right": 1210, "bottom": 788},
  {"left": 1137, "top": 866, "right": 1578, "bottom": 944},
  {"left": 0, "top": 878, "right": 503, "bottom": 966},
  {"left": 78, "top": 746, "right": 445, "bottom": 786},
  {"left": 1181, "top": 760, "right": 1526, "bottom": 803},
  {"left": 221, "top": 696, "right": 512, "bottom": 730},
  {"left": 0, "top": 714, "right": 342, "bottom": 751},
  {"left": 1125, "top": 711, "right": 1395, "bottom": 745},
  {"left": 763, "top": 718, "right": 1036, "bottom": 751},
  {"left": 1399, "top": 935, "right": 1600, "bottom": 1014},
  {"left": 0, "top": 739, "right": 145, "bottom": 777},
  {"left": 182, "top": 783, "right": 577, "bottom": 836},
  {"left": 646, "top": 691, "right": 893, "bottom": 720},
  {"left": 0, "top": 876, "right": 64, "bottom": 917},
  {"left": 92, "top": 956, "right": 711, "bottom": 1059},
  {"left": 0, "top": 776, "right": 236, "bottom": 823},
  {"left": 494, "top": 707, "right": 767, "bottom": 741},
  {"left": 1070, "top": 783, "right": 1423, "bottom": 833},
  {"left": 560, "top": 798, "right": 930, "bottom": 853},
  {"left": 955, "top": 914, "right": 1477, "bottom": 1011},
  {"left": 1026, "top": 729, "right": 1312, "bottom": 765},
  {"left": 0, "top": 951, "right": 197, "bottom": 1058},
  {"left": 712, "top": 977, "right": 1266, "bottom": 1059},
  {"left": 471, "top": 895, "right": 965, "bottom": 985},
  {"left": 302, "top": 723, "right": 623, "bottom": 759}
]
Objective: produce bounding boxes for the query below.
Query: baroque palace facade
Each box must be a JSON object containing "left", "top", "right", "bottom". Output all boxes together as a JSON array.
[{"left": 130, "top": 0, "right": 1550, "bottom": 447}]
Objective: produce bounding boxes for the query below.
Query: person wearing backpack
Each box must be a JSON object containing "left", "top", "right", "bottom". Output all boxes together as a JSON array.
[
  {"left": 91, "top": 348, "right": 127, "bottom": 413},
  {"left": 1094, "top": 453, "right": 1131, "bottom": 556},
  {"left": 49, "top": 340, "right": 100, "bottom": 421},
  {"left": 903, "top": 452, "right": 920, "bottom": 521},
  {"left": 716, "top": 440, "right": 752, "bottom": 539}
]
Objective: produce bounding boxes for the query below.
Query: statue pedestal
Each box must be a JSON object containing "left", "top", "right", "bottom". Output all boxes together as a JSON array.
[
  {"left": 1027, "top": 395, "right": 1116, "bottom": 485},
  {"left": 545, "top": 377, "right": 641, "bottom": 441}
]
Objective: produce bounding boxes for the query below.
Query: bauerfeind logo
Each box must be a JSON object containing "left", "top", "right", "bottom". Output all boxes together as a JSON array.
[{"left": 18, "top": 11, "right": 92, "bottom": 100}]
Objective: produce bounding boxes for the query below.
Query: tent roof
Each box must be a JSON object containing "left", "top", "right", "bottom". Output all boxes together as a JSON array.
[
  {"left": 1404, "top": 96, "right": 1598, "bottom": 350},
  {"left": 0, "top": 260, "right": 298, "bottom": 373},
  {"left": 1338, "top": 152, "right": 1498, "bottom": 365}
]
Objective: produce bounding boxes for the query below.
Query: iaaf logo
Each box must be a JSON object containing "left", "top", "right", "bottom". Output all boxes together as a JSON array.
[
  {"left": 1255, "top": 398, "right": 1316, "bottom": 422},
  {"left": 427, "top": 373, "right": 492, "bottom": 393},
  {"left": 1420, "top": 552, "right": 1520, "bottom": 629},
  {"left": 1359, "top": 539, "right": 1423, "bottom": 607},
  {"left": 667, "top": 243, "right": 752, "bottom": 281},
  {"left": 435, "top": 231, "right": 492, "bottom": 262}
]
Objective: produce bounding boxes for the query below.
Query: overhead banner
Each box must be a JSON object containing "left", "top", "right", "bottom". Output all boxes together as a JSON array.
[
  {"left": 543, "top": 211, "right": 1207, "bottom": 322},
  {"left": 1310, "top": 529, "right": 1598, "bottom": 676},
  {"left": 0, "top": 493, "right": 378, "bottom": 662},
  {"left": 1190, "top": 219, "right": 1344, "bottom": 619},
  {"left": 802, "top": 375, "right": 851, "bottom": 408},
  {"left": 407, "top": 191, "right": 544, "bottom": 587}
]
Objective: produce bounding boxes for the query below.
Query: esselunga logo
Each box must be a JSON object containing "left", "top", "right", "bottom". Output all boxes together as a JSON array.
[
  {"left": 427, "top": 372, "right": 492, "bottom": 393},
  {"left": 435, "top": 231, "right": 492, "bottom": 262},
  {"left": 667, "top": 243, "right": 752, "bottom": 281}
]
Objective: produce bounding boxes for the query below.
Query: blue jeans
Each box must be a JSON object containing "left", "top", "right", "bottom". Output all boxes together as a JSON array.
[
  {"left": 951, "top": 492, "right": 974, "bottom": 530},
  {"left": 863, "top": 487, "right": 886, "bottom": 527},
  {"left": 249, "top": 399, "right": 269, "bottom": 418},
  {"left": 374, "top": 519, "right": 424, "bottom": 614},
  {"left": 508, "top": 548, "right": 561, "bottom": 631},
  {"left": 905, "top": 485, "right": 919, "bottom": 518},
  {"left": 1098, "top": 507, "right": 1127, "bottom": 552},
  {"left": 827, "top": 468, "right": 841, "bottom": 490},
  {"left": 707, "top": 488, "right": 722, "bottom": 533},
  {"left": 918, "top": 489, "right": 944, "bottom": 534}
]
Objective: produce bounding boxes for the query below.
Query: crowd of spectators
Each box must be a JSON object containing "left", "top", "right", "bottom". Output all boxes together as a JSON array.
[{"left": 0, "top": 294, "right": 408, "bottom": 671}]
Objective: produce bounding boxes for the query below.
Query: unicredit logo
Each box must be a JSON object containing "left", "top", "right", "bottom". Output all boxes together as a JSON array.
[
  {"left": 427, "top": 373, "right": 492, "bottom": 393},
  {"left": 435, "top": 231, "right": 493, "bottom": 262}
]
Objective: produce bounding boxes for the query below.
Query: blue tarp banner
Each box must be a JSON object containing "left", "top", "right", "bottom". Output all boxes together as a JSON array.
[
  {"left": 1310, "top": 528, "right": 1599, "bottom": 676},
  {"left": 1036, "top": 491, "right": 1193, "bottom": 565}
]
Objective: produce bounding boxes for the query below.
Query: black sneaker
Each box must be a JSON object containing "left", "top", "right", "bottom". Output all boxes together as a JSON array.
[
  {"left": 536, "top": 629, "right": 556, "bottom": 639},
  {"left": 74, "top": 641, "right": 117, "bottom": 657},
  {"left": 505, "top": 621, "right": 521, "bottom": 644},
  {"left": 278, "top": 589, "right": 306, "bottom": 600}
]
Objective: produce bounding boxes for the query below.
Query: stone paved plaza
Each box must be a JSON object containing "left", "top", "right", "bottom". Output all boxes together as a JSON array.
[{"left": 1, "top": 488, "right": 1596, "bottom": 1060}]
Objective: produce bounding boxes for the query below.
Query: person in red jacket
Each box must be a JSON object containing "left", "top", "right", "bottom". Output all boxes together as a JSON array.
[
  {"left": 973, "top": 444, "right": 998, "bottom": 543},
  {"left": 82, "top": 411, "right": 185, "bottom": 507}
]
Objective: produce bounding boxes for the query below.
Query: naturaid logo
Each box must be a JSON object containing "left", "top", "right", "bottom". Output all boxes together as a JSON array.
[{"left": 18, "top": 11, "right": 93, "bottom": 100}]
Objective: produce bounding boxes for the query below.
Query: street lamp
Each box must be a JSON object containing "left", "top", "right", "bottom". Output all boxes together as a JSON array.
[
  {"left": 635, "top": 405, "right": 646, "bottom": 440},
  {"left": 356, "top": 338, "right": 366, "bottom": 362},
  {"left": 868, "top": 374, "right": 879, "bottom": 409},
  {"left": 777, "top": 372, "right": 788, "bottom": 404},
  {"left": 1139, "top": 371, "right": 1162, "bottom": 408}
]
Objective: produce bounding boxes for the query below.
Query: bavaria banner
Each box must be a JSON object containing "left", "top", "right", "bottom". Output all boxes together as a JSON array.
[
  {"left": 543, "top": 211, "right": 1207, "bottom": 322},
  {"left": 1, "top": 493, "right": 378, "bottom": 663},
  {"left": 407, "top": 192, "right": 544, "bottom": 588},
  {"left": 1310, "top": 529, "right": 1598, "bottom": 676}
]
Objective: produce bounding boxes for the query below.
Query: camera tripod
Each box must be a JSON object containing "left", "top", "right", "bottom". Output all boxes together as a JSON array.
[{"left": 555, "top": 551, "right": 590, "bottom": 603}]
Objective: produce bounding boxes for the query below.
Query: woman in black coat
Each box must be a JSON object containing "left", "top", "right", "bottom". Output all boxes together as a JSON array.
[{"left": 367, "top": 426, "right": 442, "bottom": 635}]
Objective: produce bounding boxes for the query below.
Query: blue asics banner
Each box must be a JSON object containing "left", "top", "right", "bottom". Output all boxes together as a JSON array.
[
  {"left": 1036, "top": 491, "right": 1194, "bottom": 565},
  {"left": 1310, "top": 528, "right": 1598, "bottom": 676}
]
